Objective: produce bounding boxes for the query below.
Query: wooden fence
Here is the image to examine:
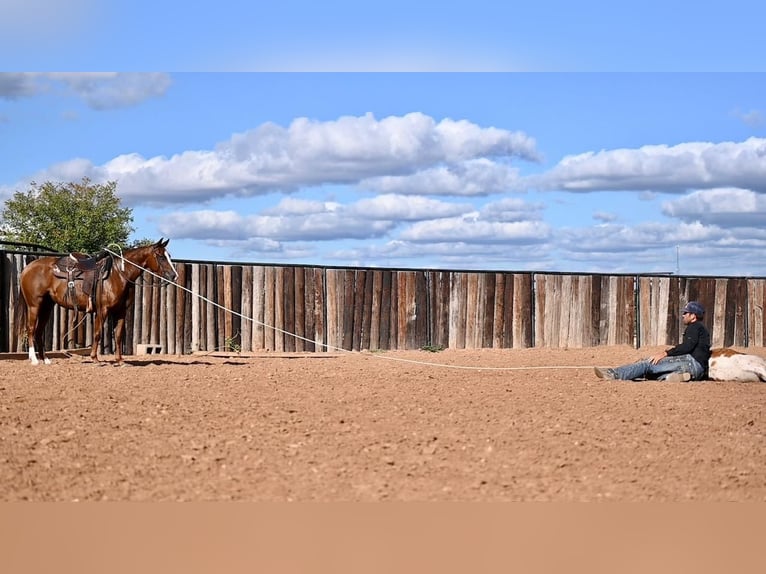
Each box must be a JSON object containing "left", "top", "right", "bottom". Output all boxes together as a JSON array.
[{"left": 1, "top": 249, "right": 764, "bottom": 355}]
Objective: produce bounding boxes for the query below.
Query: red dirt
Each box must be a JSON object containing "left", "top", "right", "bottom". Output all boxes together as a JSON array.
[{"left": 2, "top": 346, "right": 765, "bottom": 501}]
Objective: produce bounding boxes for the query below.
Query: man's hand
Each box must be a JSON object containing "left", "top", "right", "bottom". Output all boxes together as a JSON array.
[{"left": 650, "top": 350, "right": 668, "bottom": 364}]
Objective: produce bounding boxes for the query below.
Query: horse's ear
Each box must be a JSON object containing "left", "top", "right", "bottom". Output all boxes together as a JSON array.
[{"left": 161, "top": 237, "right": 169, "bottom": 247}]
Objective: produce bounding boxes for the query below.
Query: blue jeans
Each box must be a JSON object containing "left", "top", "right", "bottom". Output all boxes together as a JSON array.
[{"left": 612, "top": 354, "right": 704, "bottom": 381}]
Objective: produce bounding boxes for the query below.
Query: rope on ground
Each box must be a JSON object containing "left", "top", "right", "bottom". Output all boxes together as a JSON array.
[{"left": 107, "top": 248, "right": 594, "bottom": 372}]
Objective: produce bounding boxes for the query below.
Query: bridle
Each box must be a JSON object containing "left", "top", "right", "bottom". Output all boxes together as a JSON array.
[{"left": 110, "top": 246, "right": 171, "bottom": 286}]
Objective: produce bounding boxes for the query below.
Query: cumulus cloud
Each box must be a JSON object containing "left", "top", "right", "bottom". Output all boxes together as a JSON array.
[
  {"left": 159, "top": 208, "right": 394, "bottom": 242},
  {"left": 157, "top": 191, "right": 551, "bottom": 256},
  {"left": 559, "top": 221, "right": 724, "bottom": 254},
  {"left": 478, "top": 197, "right": 545, "bottom": 222},
  {"left": 537, "top": 137, "right": 766, "bottom": 194},
  {"left": 262, "top": 194, "right": 473, "bottom": 224},
  {"left": 31, "top": 112, "right": 538, "bottom": 204},
  {"left": 593, "top": 211, "right": 618, "bottom": 223},
  {"left": 555, "top": 218, "right": 766, "bottom": 276},
  {"left": 0, "top": 73, "right": 171, "bottom": 109},
  {"left": 329, "top": 239, "right": 555, "bottom": 270},
  {"left": 346, "top": 194, "right": 472, "bottom": 220},
  {"left": 732, "top": 108, "right": 765, "bottom": 127},
  {"left": 49, "top": 73, "right": 172, "bottom": 109},
  {"left": 158, "top": 194, "right": 471, "bottom": 243},
  {"left": 399, "top": 214, "right": 550, "bottom": 244},
  {"left": 261, "top": 197, "right": 341, "bottom": 216},
  {"left": 360, "top": 158, "right": 524, "bottom": 196},
  {"left": 0, "top": 73, "right": 38, "bottom": 99},
  {"left": 662, "top": 188, "right": 766, "bottom": 227}
]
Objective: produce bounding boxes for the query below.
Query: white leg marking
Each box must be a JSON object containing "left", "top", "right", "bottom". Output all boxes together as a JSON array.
[{"left": 29, "top": 345, "right": 39, "bottom": 365}]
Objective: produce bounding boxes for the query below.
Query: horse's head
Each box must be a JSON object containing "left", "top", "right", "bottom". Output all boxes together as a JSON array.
[{"left": 147, "top": 238, "right": 178, "bottom": 282}]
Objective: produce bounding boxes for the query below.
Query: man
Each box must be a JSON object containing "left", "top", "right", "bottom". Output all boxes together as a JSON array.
[{"left": 594, "top": 301, "right": 711, "bottom": 382}]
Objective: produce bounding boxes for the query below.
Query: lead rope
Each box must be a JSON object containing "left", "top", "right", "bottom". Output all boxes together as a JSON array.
[{"left": 104, "top": 248, "right": 593, "bottom": 373}]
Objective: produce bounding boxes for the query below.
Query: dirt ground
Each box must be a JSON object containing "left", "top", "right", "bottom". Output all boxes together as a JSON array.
[{"left": 1, "top": 345, "right": 765, "bottom": 501}]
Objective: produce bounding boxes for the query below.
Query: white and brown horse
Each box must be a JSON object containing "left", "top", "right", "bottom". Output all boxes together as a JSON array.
[
  {"left": 15, "top": 238, "right": 177, "bottom": 365},
  {"left": 708, "top": 348, "right": 766, "bottom": 382}
]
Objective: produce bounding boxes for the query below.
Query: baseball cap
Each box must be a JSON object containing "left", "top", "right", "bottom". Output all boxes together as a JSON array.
[{"left": 682, "top": 301, "right": 705, "bottom": 317}]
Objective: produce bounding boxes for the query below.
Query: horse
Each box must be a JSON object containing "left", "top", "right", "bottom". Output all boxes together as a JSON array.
[
  {"left": 708, "top": 348, "right": 766, "bottom": 382},
  {"left": 15, "top": 238, "right": 178, "bottom": 365}
]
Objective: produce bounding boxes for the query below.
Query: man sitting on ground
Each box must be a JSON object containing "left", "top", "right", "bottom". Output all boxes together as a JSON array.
[{"left": 594, "top": 301, "right": 711, "bottom": 382}]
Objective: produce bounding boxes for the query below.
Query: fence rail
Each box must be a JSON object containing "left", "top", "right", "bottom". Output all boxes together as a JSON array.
[{"left": 1, "top": 250, "right": 763, "bottom": 355}]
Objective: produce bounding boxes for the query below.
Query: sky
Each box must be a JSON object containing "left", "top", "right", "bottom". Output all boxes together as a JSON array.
[{"left": 2, "top": 1, "right": 766, "bottom": 277}]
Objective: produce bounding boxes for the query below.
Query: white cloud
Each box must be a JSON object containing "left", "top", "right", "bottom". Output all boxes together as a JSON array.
[
  {"left": 30, "top": 112, "right": 538, "bottom": 204},
  {"left": 400, "top": 214, "right": 551, "bottom": 244},
  {"left": 732, "top": 108, "right": 765, "bottom": 127},
  {"left": 478, "top": 197, "right": 545, "bottom": 222},
  {"left": 157, "top": 194, "right": 471, "bottom": 243},
  {"left": 593, "top": 211, "right": 618, "bottom": 223},
  {"left": 156, "top": 191, "right": 548, "bottom": 259},
  {"left": 159, "top": 209, "right": 394, "bottom": 242},
  {"left": 538, "top": 138, "right": 766, "bottom": 193},
  {"left": 261, "top": 197, "right": 342, "bottom": 216},
  {"left": 548, "top": 208, "right": 766, "bottom": 276},
  {"left": 49, "top": 73, "right": 172, "bottom": 109},
  {"left": 347, "top": 194, "right": 472, "bottom": 220},
  {"left": 165, "top": 210, "right": 247, "bottom": 240},
  {"left": 361, "top": 158, "right": 524, "bottom": 196},
  {"left": 0, "top": 73, "right": 38, "bottom": 99},
  {"left": 663, "top": 188, "right": 766, "bottom": 227},
  {"left": 332, "top": 240, "right": 555, "bottom": 270},
  {"left": 0, "top": 73, "right": 171, "bottom": 109},
  {"left": 559, "top": 221, "right": 724, "bottom": 255}
]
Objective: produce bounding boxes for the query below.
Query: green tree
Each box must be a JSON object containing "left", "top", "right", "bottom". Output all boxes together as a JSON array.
[{"left": 0, "top": 177, "right": 134, "bottom": 253}]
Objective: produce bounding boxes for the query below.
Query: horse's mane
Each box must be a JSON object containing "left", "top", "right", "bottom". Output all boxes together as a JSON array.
[
  {"left": 101, "top": 252, "right": 114, "bottom": 277},
  {"left": 93, "top": 249, "right": 114, "bottom": 278},
  {"left": 101, "top": 242, "right": 157, "bottom": 277}
]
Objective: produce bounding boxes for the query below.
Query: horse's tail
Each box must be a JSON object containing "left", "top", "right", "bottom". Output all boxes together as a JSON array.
[{"left": 14, "top": 288, "right": 28, "bottom": 339}]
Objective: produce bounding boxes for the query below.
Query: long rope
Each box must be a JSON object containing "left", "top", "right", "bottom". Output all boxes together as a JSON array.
[{"left": 105, "top": 247, "right": 592, "bottom": 372}]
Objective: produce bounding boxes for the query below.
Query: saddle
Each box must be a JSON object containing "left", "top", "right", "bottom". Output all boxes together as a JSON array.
[{"left": 52, "top": 250, "right": 112, "bottom": 312}]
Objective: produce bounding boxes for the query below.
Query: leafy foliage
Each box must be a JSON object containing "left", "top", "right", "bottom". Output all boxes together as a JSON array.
[
  {"left": 421, "top": 344, "right": 445, "bottom": 352},
  {"left": 0, "top": 178, "right": 134, "bottom": 253}
]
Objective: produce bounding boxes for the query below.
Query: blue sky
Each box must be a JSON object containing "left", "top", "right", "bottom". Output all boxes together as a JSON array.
[
  {"left": 4, "top": 1, "right": 766, "bottom": 72},
  {"left": 2, "top": 2, "right": 766, "bottom": 276}
]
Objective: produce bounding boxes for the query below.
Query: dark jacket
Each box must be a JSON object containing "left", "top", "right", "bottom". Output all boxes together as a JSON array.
[{"left": 666, "top": 321, "right": 711, "bottom": 374}]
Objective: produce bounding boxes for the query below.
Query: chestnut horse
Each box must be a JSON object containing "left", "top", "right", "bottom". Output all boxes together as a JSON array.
[{"left": 15, "top": 238, "right": 178, "bottom": 365}]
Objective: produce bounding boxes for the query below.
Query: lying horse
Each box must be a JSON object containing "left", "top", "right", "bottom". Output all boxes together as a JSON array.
[
  {"left": 708, "top": 348, "right": 766, "bottom": 382},
  {"left": 15, "top": 238, "right": 178, "bottom": 365}
]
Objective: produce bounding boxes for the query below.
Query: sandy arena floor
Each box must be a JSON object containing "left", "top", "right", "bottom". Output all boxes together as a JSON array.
[{"left": 1, "top": 345, "right": 765, "bottom": 501}]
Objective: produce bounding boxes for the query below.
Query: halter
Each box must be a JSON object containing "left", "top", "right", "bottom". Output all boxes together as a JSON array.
[
  {"left": 106, "top": 243, "right": 125, "bottom": 272},
  {"left": 105, "top": 244, "right": 175, "bottom": 286}
]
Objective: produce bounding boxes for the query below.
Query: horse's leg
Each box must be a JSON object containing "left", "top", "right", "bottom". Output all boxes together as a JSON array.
[
  {"left": 24, "top": 296, "right": 49, "bottom": 365},
  {"left": 26, "top": 297, "right": 53, "bottom": 365},
  {"left": 35, "top": 299, "right": 54, "bottom": 365},
  {"left": 25, "top": 298, "right": 41, "bottom": 365},
  {"left": 112, "top": 307, "right": 127, "bottom": 366},
  {"left": 91, "top": 308, "right": 105, "bottom": 363}
]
